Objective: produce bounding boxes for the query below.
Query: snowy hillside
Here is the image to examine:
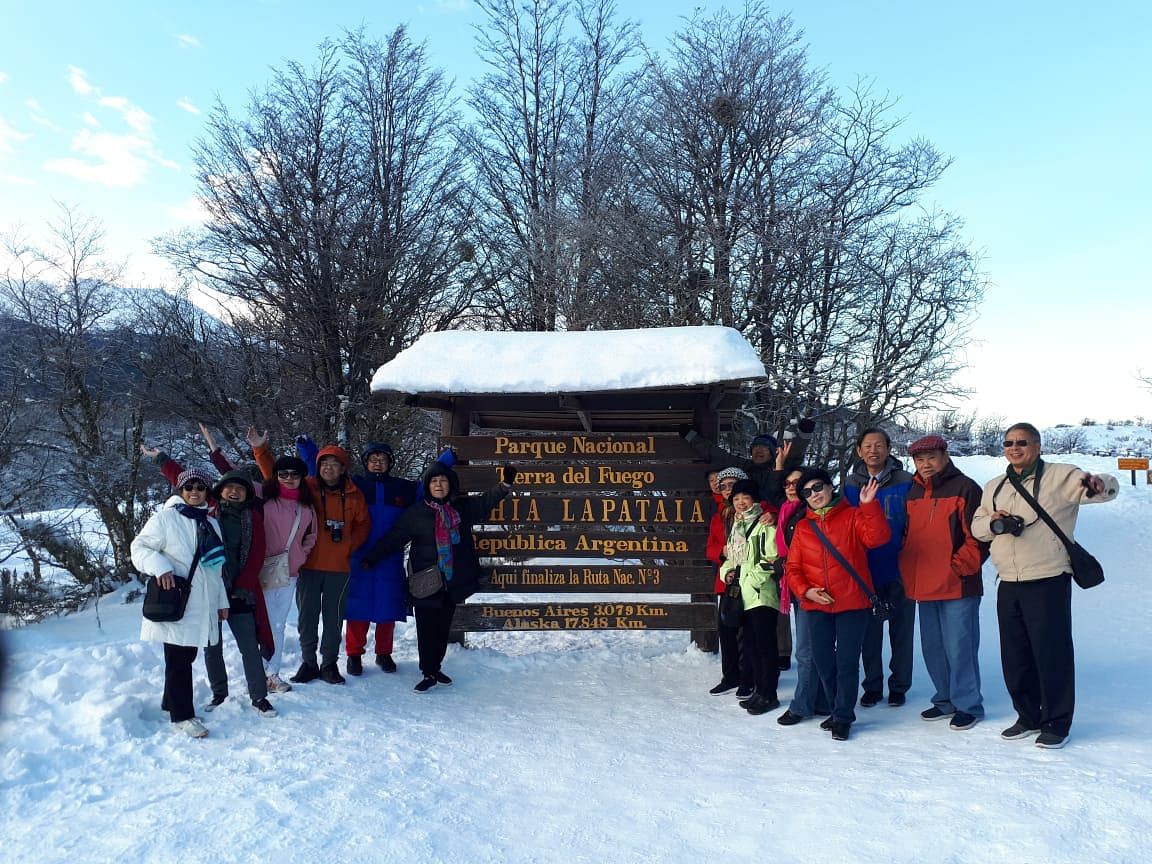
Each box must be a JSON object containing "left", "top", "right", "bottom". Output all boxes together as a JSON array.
[{"left": 2, "top": 454, "right": 1151, "bottom": 864}]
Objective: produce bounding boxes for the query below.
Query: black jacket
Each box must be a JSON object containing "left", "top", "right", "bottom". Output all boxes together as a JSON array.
[{"left": 368, "top": 485, "right": 509, "bottom": 604}]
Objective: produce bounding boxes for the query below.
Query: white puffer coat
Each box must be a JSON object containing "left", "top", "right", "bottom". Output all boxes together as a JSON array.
[{"left": 132, "top": 496, "right": 229, "bottom": 647}]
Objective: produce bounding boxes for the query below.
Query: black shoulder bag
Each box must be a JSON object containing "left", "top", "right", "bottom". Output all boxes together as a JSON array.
[
  {"left": 809, "top": 523, "right": 890, "bottom": 620},
  {"left": 1005, "top": 471, "right": 1105, "bottom": 590},
  {"left": 142, "top": 544, "right": 201, "bottom": 623}
]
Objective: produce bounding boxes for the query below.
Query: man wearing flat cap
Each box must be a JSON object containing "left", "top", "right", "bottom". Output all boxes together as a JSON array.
[{"left": 899, "top": 435, "right": 989, "bottom": 731}]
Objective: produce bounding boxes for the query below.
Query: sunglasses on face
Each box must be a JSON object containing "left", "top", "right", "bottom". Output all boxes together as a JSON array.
[
  {"left": 277, "top": 470, "right": 301, "bottom": 479},
  {"left": 182, "top": 482, "right": 208, "bottom": 492},
  {"left": 799, "top": 481, "right": 828, "bottom": 499},
  {"left": 784, "top": 480, "right": 799, "bottom": 488},
  {"left": 1002, "top": 439, "right": 1032, "bottom": 448}
]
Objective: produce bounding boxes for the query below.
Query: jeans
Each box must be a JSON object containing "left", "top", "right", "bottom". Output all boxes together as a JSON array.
[
  {"left": 919, "top": 596, "right": 983, "bottom": 716},
  {"left": 810, "top": 609, "right": 869, "bottom": 725},
  {"left": 861, "top": 579, "right": 916, "bottom": 696},
  {"left": 297, "top": 569, "right": 351, "bottom": 667},
  {"left": 204, "top": 612, "right": 268, "bottom": 701},
  {"left": 788, "top": 599, "right": 831, "bottom": 717}
]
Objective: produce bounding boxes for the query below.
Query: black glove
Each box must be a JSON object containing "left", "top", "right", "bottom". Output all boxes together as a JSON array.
[
  {"left": 500, "top": 464, "right": 517, "bottom": 485},
  {"left": 768, "top": 559, "right": 785, "bottom": 580},
  {"left": 797, "top": 418, "right": 816, "bottom": 436}
]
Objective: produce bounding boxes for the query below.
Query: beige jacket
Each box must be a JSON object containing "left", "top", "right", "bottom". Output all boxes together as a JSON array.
[{"left": 972, "top": 460, "right": 1118, "bottom": 582}]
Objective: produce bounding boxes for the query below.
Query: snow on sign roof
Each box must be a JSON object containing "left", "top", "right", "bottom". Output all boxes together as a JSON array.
[{"left": 370, "top": 326, "right": 766, "bottom": 395}]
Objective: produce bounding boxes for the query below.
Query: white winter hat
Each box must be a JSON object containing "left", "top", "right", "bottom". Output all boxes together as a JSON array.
[{"left": 716, "top": 467, "right": 749, "bottom": 483}]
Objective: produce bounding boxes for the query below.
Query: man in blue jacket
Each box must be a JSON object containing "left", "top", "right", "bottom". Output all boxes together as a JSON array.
[{"left": 843, "top": 427, "right": 915, "bottom": 707}]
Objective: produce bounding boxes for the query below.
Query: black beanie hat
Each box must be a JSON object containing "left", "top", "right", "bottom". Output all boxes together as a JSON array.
[
  {"left": 273, "top": 455, "right": 308, "bottom": 476},
  {"left": 729, "top": 479, "right": 761, "bottom": 501}
]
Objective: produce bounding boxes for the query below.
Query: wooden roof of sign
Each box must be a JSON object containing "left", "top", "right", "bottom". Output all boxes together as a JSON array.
[{"left": 369, "top": 326, "right": 766, "bottom": 432}]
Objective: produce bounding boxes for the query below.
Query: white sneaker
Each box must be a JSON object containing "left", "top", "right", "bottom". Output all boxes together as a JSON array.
[
  {"left": 266, "top": 674, "right": 293, "bottom": 694},
  {"left": 175, "top": 718, "right": 208, "bottom": 738}
]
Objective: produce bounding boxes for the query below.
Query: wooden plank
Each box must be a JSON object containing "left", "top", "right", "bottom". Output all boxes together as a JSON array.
[
  {"left": 472, "top": 528, "right": 709, "bottom": 559},
  {"left": 481, "top": 494, "right": 712, "bottom": 528},
  {"left": 442, "top": 433, "right": 701, "bottom": 462},
  {"left": 452, "top": 601, "right": 716, "bottom": 632},
  {"left": 478, "top": 563, "right": 715, "bottom": 593},
  {"left": 1117, "top": 457, "right": 1149, "bottom": 470},
  {"left": 456, "top": 463, "right": 713, "bottom": 493}
]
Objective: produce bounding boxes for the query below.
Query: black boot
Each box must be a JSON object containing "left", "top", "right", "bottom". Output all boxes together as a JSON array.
[
  {"left": 376, "top": 654, "right": 397, "bottom": 673},
  {"left": 346, "top": 655, "right": 363, "bottom": 676},
  {"left": 290, "top": 661, "right": 320, "bottom": 684},
  {"left": 319, "top": 663, "right": 346, "bottom": 685}
]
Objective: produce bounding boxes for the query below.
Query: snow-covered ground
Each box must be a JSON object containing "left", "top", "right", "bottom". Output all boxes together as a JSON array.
[{"left": 3, "top": 454, "right": 1151, "bottom": 864}]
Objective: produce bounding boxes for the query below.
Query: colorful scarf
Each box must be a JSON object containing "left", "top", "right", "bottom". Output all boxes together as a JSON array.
[
  {"left": 175, "top": 503, "right": 226, "bottom": 573},
  {"left": 424, "top": 500, "right": 461, "bottom": 583}
]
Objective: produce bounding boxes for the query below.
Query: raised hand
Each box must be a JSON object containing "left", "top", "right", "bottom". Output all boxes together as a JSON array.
[
  {"left": 858, "top": 476, "right": 880, "bottom": 504},
  {"left": 198, "top": 422, "right": 219, "bottom": 453},
  {"left": 775, "top": 439, "right": 794, "bottom": 469},
  {"left": 140, "top": 444, "right": 161, "bottom": 459},
  {"left": 246, "top": 426, "right": 269, "bottom": 450}
]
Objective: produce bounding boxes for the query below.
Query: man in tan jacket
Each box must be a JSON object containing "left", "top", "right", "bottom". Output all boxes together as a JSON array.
[{"left": 972, "top": 422, "right": 1118, "bottom": 749}]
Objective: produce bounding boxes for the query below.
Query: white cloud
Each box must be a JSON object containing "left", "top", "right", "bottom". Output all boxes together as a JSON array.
[
  {"left": 0, "top": 72, "right": 9, "bottom": 86},
  {"left": 177, "top": 33, "right": 201, "bottom": 48},
  {"left": 82, "top": 112, "right": 100, "bottom": 127},
  {"left": 96, "top": 95, "right": 152, "bottom": 134},
  {"left": 166, "top": 197, "right": 209, "bottom": 225},
  {"left": 44, "top": 129, "right": 152, "bottom": 187},
  {"left": 68, "top": 66, "right": 95, "bottom": 95},
  {"left": 176, "top": 97, "right": 201, "bottom": 115},
  {"left": 0, "top": 172, "right": 36, "bottom": 186},
  {"left": 0, "top": 115, "right": 32, "bottom": 158}
]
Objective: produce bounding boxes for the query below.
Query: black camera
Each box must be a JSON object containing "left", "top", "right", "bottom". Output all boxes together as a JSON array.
[
  {"left": 326, "top": 519, "right": 345, "bottom": 543},
  {"left": 990, "top": 515, "right": 1025, "bottom": 537}
]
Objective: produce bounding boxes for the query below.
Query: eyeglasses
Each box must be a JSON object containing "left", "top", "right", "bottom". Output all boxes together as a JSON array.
[
  {"left": 181, "top": 482, "right": 208, "bottom": 492},
  {"left": 783, "top": 480, "right": 799, "bottom": 488},
  {"left": 799, "top": 482, "right": 828, "bottom": 499},
  {"left": 277, "top": 470, "right": 302, "bottom": 479},
  {"left": 1002, "top": 439, "right": 1032, "bottom": 448},
  {"left": 718, "top": 480, "right": 737, "bottom": 488}
]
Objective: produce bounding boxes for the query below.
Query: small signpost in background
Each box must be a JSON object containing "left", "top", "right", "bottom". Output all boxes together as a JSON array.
[{"left": 1117, "top": 457, "right": 1150, "bottom": 485}]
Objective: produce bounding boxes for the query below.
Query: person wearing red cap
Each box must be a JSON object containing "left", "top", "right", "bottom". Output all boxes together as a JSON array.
[{"left": 900, "top": 435, "right": 988, "bottom": 731}]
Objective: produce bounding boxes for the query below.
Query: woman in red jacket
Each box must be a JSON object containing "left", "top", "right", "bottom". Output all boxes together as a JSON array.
[{"left": 786, "top": 468, "right": 890, "bottom": 740}]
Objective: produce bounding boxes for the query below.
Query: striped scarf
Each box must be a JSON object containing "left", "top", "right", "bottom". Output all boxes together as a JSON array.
[{"left": 424, "top": 500, "right": 461, "bottom": 583}]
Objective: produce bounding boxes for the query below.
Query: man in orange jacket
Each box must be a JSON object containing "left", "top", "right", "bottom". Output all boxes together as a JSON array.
[
  {"left": 255, "top": 439, "right": 370, "bottom": 684},
  {"left": 899, "top": 436, "right": 988, "bottom": 731}
]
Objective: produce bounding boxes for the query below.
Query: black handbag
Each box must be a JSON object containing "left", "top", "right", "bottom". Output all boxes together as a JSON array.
[
  {"left": 142, "top": 576, "right": 191, "bottom": 622},
  {"left": 142, "top": 545, "right": 201, "bottom": 623},
  {"left": 718, "top": 571, "right": 744, "bottom": 627},
  {"left": 1006, "top": 472, "right": 1105, "bottom": 590},
  {"left": 809, "top": 524, "right": 890, "bottom": 620}
]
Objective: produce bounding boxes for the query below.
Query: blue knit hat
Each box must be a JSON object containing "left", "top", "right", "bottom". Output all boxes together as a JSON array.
[{"left": 750, "top": 433, "right": 778, "bottom": 452}]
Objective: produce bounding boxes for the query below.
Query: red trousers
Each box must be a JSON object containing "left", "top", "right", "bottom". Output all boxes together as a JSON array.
[{"left": 345, "top": 620, "right": 395, "bottom": 656}]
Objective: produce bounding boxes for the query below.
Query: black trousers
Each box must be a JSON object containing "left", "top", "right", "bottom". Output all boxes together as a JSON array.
[
  {"left": 414, "top": 596, "right": 457, "bottom": 676},
  {"left": 861, "top": 579, "right": 916, "bottom": 696},
  {"left": 716, "top": 596, "right": 752, "bottom": 687},
  {"left": 163, "top": 643, "right": 199, "bottom": 723},
  {"left": 997, "top": 574, "right": 1075, "bottom": 736},
  {"left": 744, "top": 606, "right": 781, "bottom": 699}
]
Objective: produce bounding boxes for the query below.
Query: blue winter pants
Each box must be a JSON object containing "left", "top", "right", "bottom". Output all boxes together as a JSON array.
[
  {"left": 918, "top": 596, "right": 983, "bottom": 716},
  {"left": 810, "top": 608, "right": 869, "bottom": 726},
  {"left": 861, "top": 579, "right": 916, "bottom": 696},
  {"left": 788, "top": 599, "right": 831, "bottom": 717}
]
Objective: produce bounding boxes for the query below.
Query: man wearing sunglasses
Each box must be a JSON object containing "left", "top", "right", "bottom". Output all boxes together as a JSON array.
[{"left": 972, "top": 423, "right": 1117, "bottom": 749}]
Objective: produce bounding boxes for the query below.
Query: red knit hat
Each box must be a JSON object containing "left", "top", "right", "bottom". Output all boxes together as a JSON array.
[{"left": 908, "top": 435, "right": 948, "bottom": 456}]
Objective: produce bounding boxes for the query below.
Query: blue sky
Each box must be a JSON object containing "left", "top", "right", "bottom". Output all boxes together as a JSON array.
[{"left": 2, "top": 0, "right": 1150, "bottom": 427}]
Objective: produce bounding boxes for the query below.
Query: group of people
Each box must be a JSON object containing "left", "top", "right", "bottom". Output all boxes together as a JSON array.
[
  {"left": 132, "top": 426, "right": 513, "bottom": 738},
  {"left": 701, "top": 422, "right": 1117, "bottom": 748}
]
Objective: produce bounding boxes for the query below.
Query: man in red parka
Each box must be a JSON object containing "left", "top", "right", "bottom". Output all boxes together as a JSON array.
[{"left": 899, "top": 436, "right": 989, "bottom": 732}]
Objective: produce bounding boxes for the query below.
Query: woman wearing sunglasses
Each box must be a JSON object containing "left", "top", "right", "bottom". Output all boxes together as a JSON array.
[
  {"left": 132, "top": 467, "right": 231, "bottom": 738},
  {"left": 785, "top": 468, "right": 891, "bottom": 740}
]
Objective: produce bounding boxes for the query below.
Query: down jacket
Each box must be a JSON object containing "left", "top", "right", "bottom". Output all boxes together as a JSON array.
[
  {"left": 133, "top": 496, "right": 230, "bottom": 648},
  {"left": 972, "top": 459, "right": 1118, "bottom": 582},
  {"left": 786, "top": 498, "right": 891, "bottom": 613},
  {"left": 900, "top": 460, "right": 988, "bottom": 602},
  {"left": 255, "top": 442, "right": 370, "bottom": 573},
  {"left": 842, "top": 456, "right": 913, "bottom": 588}
]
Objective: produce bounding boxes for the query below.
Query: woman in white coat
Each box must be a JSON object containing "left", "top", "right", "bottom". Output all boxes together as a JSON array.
[{"left": 132, "top": 467, "right": 230, "bottom": 738}]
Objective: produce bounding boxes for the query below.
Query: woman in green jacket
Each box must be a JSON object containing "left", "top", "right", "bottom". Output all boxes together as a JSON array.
[{"left": 719, "top": 479, "right": 783, "bottom": 715}]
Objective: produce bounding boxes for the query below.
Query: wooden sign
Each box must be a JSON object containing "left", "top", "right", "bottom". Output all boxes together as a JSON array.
[
  {"left": 473, "top": 529, "right": 708, "bottom": 559},
  {"left": 456, "top": 463, "right": 711, "bottom": 493},
  {"left": 482, "top": 494, "right": 711, "bottom": 527},
  {"left": 478, "top": 563, "right": 715, "bottom": 593},
  {"left": 1117, "top": 457, "right": 1149, "bottom": 470},
  {"left": 453, "top": 601, "right": 716, "bottom": 632},
  {"left": 442, "top": 433, "right": 701, "bottom": 462}
]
